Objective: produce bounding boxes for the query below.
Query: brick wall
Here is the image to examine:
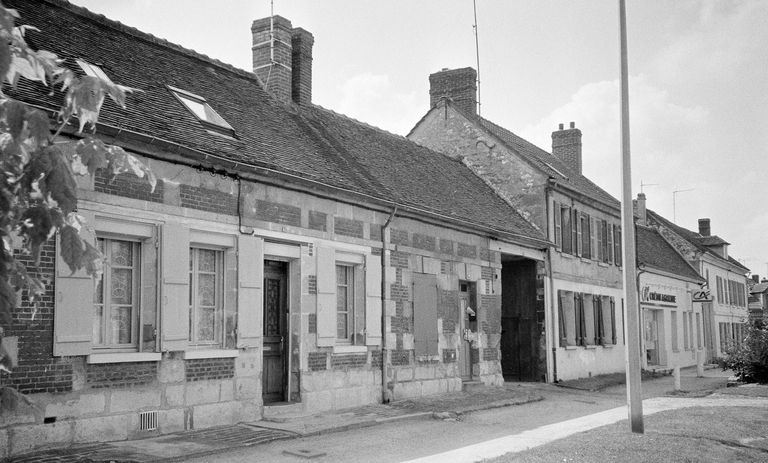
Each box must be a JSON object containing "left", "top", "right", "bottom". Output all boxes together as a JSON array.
[
  {"left": 179, "top": 185, "right": 238, "bottom": 216},
  {"left": 390, "top": 251, "right": 409, "bottom": 269},
  {"left": 95, "top": 170, "right": 164, "bottom": 204},
  {"left": 87, "top": 362, "right": 157, "bottom": 389},
  {"left": 185, "top": 358, "right": 235, "bottom": 382},
  {"left": 442, "top": 349, "right": 457, "bottom": 363},
  {"left": 412, "top": 233, "right": 435, "bottom": 252},
  {"left": 456, "top": 243, "right": 477, "bottom": 259},
  {"left": 482, "top": 348, "right": 499, "bottom": 361},
  {"left": 428, "top": 67, "right": 477, "bottom": 117},
  {"left": 308, "top": 313, "right": 317, "bottom": 334},
  {"left": 308, "top": 210, "right": 327, "bottom": 231},
  {"left": 0, "top": 242, "right": 73, "bottom": 394},
  {"left": 333, "top": 217, "right": 364, "bottom": 238},
  {"left": 308, "top": 352, "right": 327, "bottom": 371},
  {"left": 307, "top": 275, "right": 317, "bottom": 294},
  {"left": 330, "top": 353, "right": 367, "bottom": 370},
  {"left": 371, "top": 350, "right": 383, "bottom": 369},
  {"left": 253, "top": 199, "right": 301, "bottom": 226},
  {"left": 390, "top": 229, "right": 409, "bottom": 246},
  {"left": 369, "top": 224, "right": 382, "bottom": 242},
  {"left": 439, "top": 239, "right": 454, "bottom": 255},
  {"left": 390, "top": 349, "right": 411, "bottom": 366}
]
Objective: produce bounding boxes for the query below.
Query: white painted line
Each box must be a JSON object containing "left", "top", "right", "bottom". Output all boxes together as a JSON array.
[{"left": 400, "top": 396, "right": 768, "bottom": 463}]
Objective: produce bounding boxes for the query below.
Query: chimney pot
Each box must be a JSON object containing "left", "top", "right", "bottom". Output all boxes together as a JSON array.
[
  {"left": 636, "top": 192, "right": 647, "bottom": 226},
  {"left": 428, "top": 67, "right": 478, "bottom": 116},
  {"left": 552, "top": 122, "right": 583, "bottom": 174},
  {"left": 698, "top": 218, "right": 711, "bottom": 237}
]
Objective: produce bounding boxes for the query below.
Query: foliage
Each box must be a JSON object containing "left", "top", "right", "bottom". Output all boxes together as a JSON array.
[
  {"left": 721, "top": 321, "right": 768, "bottom": 384},
  {"left": 0, "top": 2, "right": 154, "bottom": 361}
]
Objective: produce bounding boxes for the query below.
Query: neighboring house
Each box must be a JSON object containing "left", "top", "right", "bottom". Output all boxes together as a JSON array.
[
  {"left": 408, "top": 67, "right": 625, "bottom": 382},
  {"left": 0, "top": 1, "right": 551, "bottom": 456},
  {"left": 645, "top": 206, "right": 750, "bottom": 361},
  {"left": 635, "top": 195, "right": 707, "bottom": 370},
  {"left": 748, "top": 277, "right": 768, "bottom": 323}
]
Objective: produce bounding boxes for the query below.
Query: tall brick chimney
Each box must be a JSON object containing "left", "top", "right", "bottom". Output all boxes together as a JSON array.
[
  {"left": 636, "top": 192, "right": 647, "bottom": 226},
  {"left": 698, "top": 218, "right": 711, "bottom": 237},
  {"left": 551, "top": 122, "right": 582, "bottom": 174},
  {"left": 252, "top": 16, "right": 314, "bottom": 105},
  {"left": 429, "top": 67, "right": 477, "bottom": 117},
  {"left": 291, "top": 27, "right": 313, "bottom": 105}
]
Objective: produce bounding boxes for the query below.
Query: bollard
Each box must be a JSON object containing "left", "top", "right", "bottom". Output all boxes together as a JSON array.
[
  {"left": 696, "top": 350, "right": 704, "bottom": 378},
  {"left": 673, "top": 366, "right": 681, "bottom": 391}
]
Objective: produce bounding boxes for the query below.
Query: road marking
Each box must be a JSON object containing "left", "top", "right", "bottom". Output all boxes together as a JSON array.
[{"left": 400, "top": 396, "right": 768, "bottom": 463}]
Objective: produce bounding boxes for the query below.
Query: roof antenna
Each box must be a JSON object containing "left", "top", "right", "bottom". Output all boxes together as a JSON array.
[
  {"left": 264, "top": 0, "right": 276, "bottom": 88},
  {"left": 472, "top": 0, "right": 482, "bottom": 116},
  {"left": 640, "top": 179, "right": 658, "bottom": 193}
]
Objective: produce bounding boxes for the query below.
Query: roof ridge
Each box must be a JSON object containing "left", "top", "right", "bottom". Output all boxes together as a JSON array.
[
  {"left": 36, "top": 0, "right": 260, "bottom": 83},
  {"left": 304, "top": 103, "right": 412, "bottom": 143}
]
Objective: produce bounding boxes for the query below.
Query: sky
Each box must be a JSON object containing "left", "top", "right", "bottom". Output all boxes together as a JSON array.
[{"left": 67, "top": 0, "right": 768, "bottom": 276}]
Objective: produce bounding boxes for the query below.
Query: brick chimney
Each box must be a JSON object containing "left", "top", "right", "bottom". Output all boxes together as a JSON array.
[
  {"left": 752, "top": 274, "right": 760, "bottom": 284},
  {"left": 291, "top": 27, "right": 314, "bottom": 105},
  {"left": 252, "top": 16, "right": 314, "bottom": 105},
  {"left": 698, "top": 218, "right": 711, "bottom": 237},
  {"left": 636, "top": 192, "right": 647, "bottom": 226},
  {"left": 552, "top": 122, "right": 583, "bottom": 174},
  {"left": 429, "top": 67, "right": 477, "bottom": 116}
]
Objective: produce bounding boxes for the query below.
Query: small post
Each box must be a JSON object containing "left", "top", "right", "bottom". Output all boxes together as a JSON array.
[
  {"left": 696, "top": 350, "right": 704, "bottom": 377},
  {"left": 673, "top": 366, "right": 681, "bottom": 391}
]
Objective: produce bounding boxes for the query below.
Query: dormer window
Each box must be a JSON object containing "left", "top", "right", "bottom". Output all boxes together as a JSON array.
[
  {"left": 76, "top": 59, "right": 113, "bottom": 83},
  {"left": 167, "top": 86, "right": 236, "bottom": 138}
]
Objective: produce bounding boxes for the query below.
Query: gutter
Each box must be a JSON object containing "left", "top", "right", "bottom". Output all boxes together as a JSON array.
[{"left": 380, "top": 206, "right": 398, "bottom": 403}]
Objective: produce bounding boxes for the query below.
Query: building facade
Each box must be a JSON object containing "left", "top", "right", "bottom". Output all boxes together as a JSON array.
[
  {"left": 408, "top": 68, "right": 625, "bottom": 382},
  {"left": 0, "top": 1, "right": 551, "bottom": 456}
]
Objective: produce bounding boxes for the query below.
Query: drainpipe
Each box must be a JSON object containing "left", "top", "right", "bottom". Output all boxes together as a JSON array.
[
  {"left": 381, "top": 206, "right": 398, "bottom": 403},
  {"left": 545, "top": 187, "right": 558, "bottom": 383}
]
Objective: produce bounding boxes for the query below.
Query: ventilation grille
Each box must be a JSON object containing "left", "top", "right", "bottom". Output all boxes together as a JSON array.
[{"left": 139, "top": 410, "right": 158, "bottom": 431}]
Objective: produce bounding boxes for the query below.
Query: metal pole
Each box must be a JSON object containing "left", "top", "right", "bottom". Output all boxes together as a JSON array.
[
  {"left": 672, "top": 188, "right": 694, "bottom": 223},
  {"left": 619, "top": 0, "right": 644, "bottom": 434}
]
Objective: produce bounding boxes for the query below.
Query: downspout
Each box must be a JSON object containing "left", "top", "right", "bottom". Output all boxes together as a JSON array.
[
  {"left": 381, "top": 206, "right": 398, "bottom": 403},
  {"left": 545, "top": 186, "right": 558, "bottom": 382},
  {"left": 636, "top": 263, "right": 647, "bottom": 365}
]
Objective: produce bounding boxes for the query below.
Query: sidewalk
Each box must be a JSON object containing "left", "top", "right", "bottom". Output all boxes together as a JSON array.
[{"left": 5, "top": 385, "right": 543, "bottom": 463}]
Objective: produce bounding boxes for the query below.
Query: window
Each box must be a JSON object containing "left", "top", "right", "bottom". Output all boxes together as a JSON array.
[
  {"left": 76, "top": 59, "right": 113, "bottom": 83},
  {"left": 696, "top": 313, "right": 702, "bottom": 349},
  {"left": 336, "top": 264, "right": 365, "bottom": 344},
  {"left": 561, "top": 206, "right": 574, "bottom": 254},
  {"left": 580, "top": 213, "right": 591, "bottom": 258},
  {"left": 613, "top": 226, "right": 622, "bottom": 266},
  {"left": 94, "top": 238, "right": 140, "bottom": 348},
  {"left": 189, "top": 248, "right": 224, "bottom": 346},
  {"left": 671, "top": 310, "right": 679, "bottom": 352},
  {"left": 168, "top": 85, "right": 236, "bottom": 138},
  {"left": 600, "top": 221, "right": 610, "bottom": 264},
  {"left": 558, "top": 290, "right": 616, "bottom": 347}
]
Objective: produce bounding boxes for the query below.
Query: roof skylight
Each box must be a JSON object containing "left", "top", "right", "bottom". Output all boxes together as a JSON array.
[
  {"left": 167, "top": 85, "right": 235, "bottom": 138},
  {"left": 76, "top": 59, "right": 113, "bottom": 83}
]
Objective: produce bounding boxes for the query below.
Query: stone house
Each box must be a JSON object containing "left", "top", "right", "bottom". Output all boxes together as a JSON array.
[
  {"left": 747, "top": 277, "right": 767, "bottom": 324},
  {"left": 634, "top": 195, "right": 707, "bottom": 370},
  {"left": 408, "top": 68, "right": 626, "bottom": 382},
  {"left": 644, "top": 204, "right": 750, "bottom": 361},
  {"left": 0, "top": 0, "right": 551, "bottom": 456}
]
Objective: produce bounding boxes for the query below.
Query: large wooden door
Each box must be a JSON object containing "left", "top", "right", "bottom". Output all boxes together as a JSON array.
[
  {"left": 501, "top": 260, "right": 539, "bottom": 381},
  {"left": 262, "top": 260, "right": 288, "bottom": 403}
]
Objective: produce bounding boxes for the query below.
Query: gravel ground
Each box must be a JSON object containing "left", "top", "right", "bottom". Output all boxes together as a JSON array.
[{"left": 490, "top": 405, "right": 768, "bottom": 462}]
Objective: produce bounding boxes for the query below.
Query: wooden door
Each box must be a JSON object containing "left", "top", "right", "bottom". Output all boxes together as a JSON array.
[
  {"left": 459, "top": 294, "right": 472, "bottom": 380},
  {"left": 262, "top": 260, "right": 288, "bottom": 403},
  {"left": 501, "top": 260, "right": 539, "bottom": 381}
]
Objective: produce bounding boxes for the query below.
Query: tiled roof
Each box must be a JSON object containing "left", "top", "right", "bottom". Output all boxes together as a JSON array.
[
  {"left": 750, "top": 283, "right": 768, "bottom": 294},
  {"left": 8, "top": 0, "right": 547, "bottom": 243},
  {"left": 635, "top": 225, "right": 703, "bottom": 282},
  {"left": 646, "top": 209, "right": 749, "bottom": 272},
  {"left": 474, "top": 116, "right": 620, "bottom": 209},
  {"left": 696, "top": 236, "right": 730, "bottom": 246}
]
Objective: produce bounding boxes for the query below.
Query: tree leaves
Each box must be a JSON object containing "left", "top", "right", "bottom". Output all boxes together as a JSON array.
[{"left": 58, "top": 223, "right": 101, "bottom": 276}]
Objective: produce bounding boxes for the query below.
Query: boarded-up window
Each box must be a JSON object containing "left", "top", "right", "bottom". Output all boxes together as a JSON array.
[{"left": 413, "top": 273, "right": 438, "bottom": 356}]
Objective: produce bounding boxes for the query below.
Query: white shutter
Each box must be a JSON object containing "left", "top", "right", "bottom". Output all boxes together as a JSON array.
[
  {"left": 161, "top": 221, "right": 189, "bottom": 352},
  {"left": 316, "top": 246, "right": 336, "bottom": 346},
  {"left": 365, "top": 253, "right": 382, "bottom": 345},
  {"left": 237, "top": 235, "right": 264, "bottom": 348},
  {"left": 53, "top": 210, "right": 96, "bottom": 356}
]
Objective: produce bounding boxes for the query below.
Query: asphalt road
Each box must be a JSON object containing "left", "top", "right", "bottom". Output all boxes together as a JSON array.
[{"left": 186, "top": 369, "right": 731, "bottom": 463}]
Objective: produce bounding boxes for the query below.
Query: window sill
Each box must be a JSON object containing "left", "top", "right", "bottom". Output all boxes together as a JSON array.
[
  {"left": 598, "top": 262, "right": 609, "bottom": 268},
  {"left": 183, "top": 349, "right": 239, "bottom": 360},
  {"left": 672, "top": 349, "right": 680, "bottom": 353},
  {"left": 87, "top": 352, "right": 161, "bottom": 364},
  {"left": 585, "top": 344, "right": 598, "bottom": 349},
  {"left": 333, "top": 345, "right": 368, "bottom": 354},
  {"left": 580, "top": 257, "right": 592, "bottom": 263},
  {"left": 564, "top": 345, "right": 579, "bottom": 350},
  {"left": 559, "top": 252, "right": 574, "bottom": 259},
  {"left": 602, "top": 344, "right": 615, "bottom": 349}
]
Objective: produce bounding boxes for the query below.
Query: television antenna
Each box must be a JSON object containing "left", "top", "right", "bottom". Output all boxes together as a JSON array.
[
  {"left": 672, "top": 188, "right": 694, "bottom": 223},
  {"left": 472, "top": 0, "right": 482, "bottom": 116},
  {"left": 640, "top": 179, "right": 658, "bottom": 193}
]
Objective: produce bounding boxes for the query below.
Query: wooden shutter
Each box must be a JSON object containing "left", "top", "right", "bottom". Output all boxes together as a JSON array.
[
  {"left": 365, "top": 253, "right": 382, "bottom": 345},
  {"left": 237, "top": 235, "right": 263, "bottom": 348},
  {"left": 558, "top": 291, "right": 567, "bottom": 346},
  {"left": 413, "top": 273, "right": 438, "bottom": 356},
  {"left": 161, "top": 221, "right": 189, "bottom": 352},
  {"left": 615, "top": 226, "right": 622, "bottom": 266},
  {"left": 553, "top": 201, "right": 562, "bottom": 250},
  {"left": 574, "top": 293, "right": 583, "bottom": 346},
  {"left": 576, "top": 211, "right": 583, "bottom": 257},
  {"left": 610, "top": 297, "right": 617, "bottom": 344},
  {"left": 53, "top": 210, "right": 96, "bottom": 356},
  {"left": 607, "top": 224, "right": 614, "bottom": 264},
  {"left": 591, "top": 217, "right": 598, "bottom": 261},
  {"left": 316, "top": 246, "right": 336, "bottom": 347}
]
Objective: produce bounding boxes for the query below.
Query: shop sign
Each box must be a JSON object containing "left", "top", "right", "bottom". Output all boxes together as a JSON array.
[{"left": 641, "top": 286, "right": 677, "bottom": 304}]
